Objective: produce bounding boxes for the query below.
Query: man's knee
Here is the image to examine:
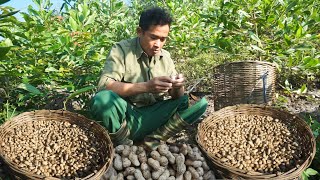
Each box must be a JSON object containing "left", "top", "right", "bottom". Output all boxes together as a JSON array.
[
  {"left": 92, "top": 90, "right": 123, "bottom": 107},
  {"left": 93, "top": 90, "right": 119, "bottom": 103},
  {"left": 91, "top": 90, "right": 125, "bottom": 114},
  {"left": 91, "top": 90, "right": 127, "bottom": 125}
]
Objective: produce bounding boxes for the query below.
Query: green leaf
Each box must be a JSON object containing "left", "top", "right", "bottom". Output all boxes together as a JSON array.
[
  {"left": 302, "top": 57, "right": 320, "bottom": 69},
  {"left": 285, "top": 79, "right": 292, "bottom": 90},
  {"left": 249, "top": 31, "right": 261, "bottom": 43},
  {"left": 0, "top": 39, "right": 13, "bottom": 56},
  {"left": 250, "top": 45, "right": 265, "bottom": 53},
  {"left": 295, "top": 84, "right": 307, "bottom": 94},
  {"left": 305, "top": 168, "right": 319, "bottom": 176},
  {"left": 44, "top": 0, "right": 50, "bottom": 9},
  {"left": 0, "top": 10, "right": 19, "bottom": 19},
  {"left": 213, "top": 27, "right": 224, "bottom": 34},
  {"left": 69, "top": 10, "right": 77, "bottom": 20},
  {"left": 45, "top": 9, "right": 53, "bottom": 21},
  {"left": 63, "top": 86, "right": 96, "bottom": 110},
  {"left": 0, "top": 47, "right": 11, "bottom": 57},
  {"left": 45, "top": 67, "right": 58, "bottom": 72},
  {"left": 79, "top": 14, "right": 85, "bottom": 23},
  {"left": 278, "top": 0, "right": 285, "bottom": 5},
  {"left": 296, "top": 25, "right": 302, "bottom": 38},
  {"left": 17, "top": 83, "right": 42, "bottom": 95},
  {"left": 82, "top": 3, "right": 89, "bottom": 17},
  {"left": 284, "top": 34, "right": 292, "bottom": 45},
  {"left": 2, "top": 38, "right": 13, "bottom": 46},
  {"left": 294, "top": 44, "right": 312, "bottom": 51},
  {"left": 302, "top": 171, "right": 309, "bottom": 180},
  {"left": 286, "top": 0, "right": 297, "bottom": 12},
  {"left": 0, "top": 0, "right": 10, "bottom": 5},
  {"left": 286, "top": 48, "right": 295, "bottom": 54},
  {"left": 238, "top": 10, "right": 250, "bottom": 18},
  {"left": 27, "top": 5, "right": 39, "bottom": 16},
  {"left": 5, "top": 107, "right": 18, "bottom": 121},
  {"left": 58, "top": 36, "right": 67, "bottom": 45},
  {"left": 168, "top": 1, "right": 175, "bottom": 9},
  {"left": 34, "top": 0, "right": 41, "bottom": 8},
  {"left": 84, "top": 13, "right": 96, "bottom": 26},
  {"left": 69, "top": 17, "right": 78, "bottom": 31},
  {"left": 66, "top": 86, "right": 96, "bottom": 101}
]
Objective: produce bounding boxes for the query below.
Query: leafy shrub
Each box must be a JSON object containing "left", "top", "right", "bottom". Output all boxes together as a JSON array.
[{"left": 0, "top": 0, "right": 319, "bottom": 122}]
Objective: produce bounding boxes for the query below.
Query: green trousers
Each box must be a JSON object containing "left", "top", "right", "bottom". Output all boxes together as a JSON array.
[{"left": 90, "top": 90, "right": 207, "bottom": 141}]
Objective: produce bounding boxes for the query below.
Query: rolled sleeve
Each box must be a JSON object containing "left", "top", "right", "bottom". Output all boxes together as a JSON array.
[{"left": 98, "top": 44, "right": 125, "bottom": 90}]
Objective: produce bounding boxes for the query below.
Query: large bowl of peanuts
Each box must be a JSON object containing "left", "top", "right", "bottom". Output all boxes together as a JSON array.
[
  {"left": 0, "top": 110, "right": 114, "bottom": 180},
  {"left": 196, "top": 104, "right": 316, "bottom": 180}
]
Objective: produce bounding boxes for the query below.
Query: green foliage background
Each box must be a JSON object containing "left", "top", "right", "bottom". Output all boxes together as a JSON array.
[
  {"left": 1, "top": 0, "right": 318, "bottom": 117},
  {"left": 0, "top": 0, "right": 320, "bottom": 175}
]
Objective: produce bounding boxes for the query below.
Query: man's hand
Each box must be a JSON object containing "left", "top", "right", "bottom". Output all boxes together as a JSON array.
[
  {"left": 169, "top": 73, "right": 185, "bottom": 99},
  {"left": 146, "top": 76, "right": 173, "bottom": 93},
  {"left": 105, "top": 74, "right": 184, "bottom": 98},
  {"left": 171, "top": 74, "right": 185, "bottom": 89}
]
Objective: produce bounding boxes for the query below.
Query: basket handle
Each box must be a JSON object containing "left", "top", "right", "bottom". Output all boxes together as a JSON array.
[
  {"left": 246, "top": 71, "right": 269, "bottom": 103},
  {"left": 262, "top": 71, "right": 268, "bottom": 103}
]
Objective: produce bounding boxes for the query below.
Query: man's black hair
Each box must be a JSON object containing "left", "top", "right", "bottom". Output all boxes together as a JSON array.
[{"left": 139, "top": 7, "right": 173, "bottom": 31}]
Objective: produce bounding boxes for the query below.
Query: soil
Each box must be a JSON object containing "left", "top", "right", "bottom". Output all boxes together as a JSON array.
[{"left": 0, "top": 90, "right": 319, "bottom": 179}]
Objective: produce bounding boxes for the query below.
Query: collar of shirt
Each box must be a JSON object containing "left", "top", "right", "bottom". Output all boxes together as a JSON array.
[{"left": 135, "top": 37, "right": 163, "bottom": 61}]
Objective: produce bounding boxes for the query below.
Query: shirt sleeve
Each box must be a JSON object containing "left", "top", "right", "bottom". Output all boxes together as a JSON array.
[
  {"left": 163, "top": 50, "right": 177, "bottom": 76},
  {"left": 168, "top": 59, "right": 178, "bottom": 76},
  {"left": 98, "top": 44, "right": 125, "bottom": 90}
]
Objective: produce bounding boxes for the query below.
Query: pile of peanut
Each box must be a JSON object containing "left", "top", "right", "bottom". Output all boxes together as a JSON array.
[
  {"left": 203, "top": 114, "right": 304, "bottom": 174},
  {"left": 103, "top": 143, "right": 216, "bottom": 180},
  {"left": 0, "top": 120, "right": 104, "bottom": 179}
]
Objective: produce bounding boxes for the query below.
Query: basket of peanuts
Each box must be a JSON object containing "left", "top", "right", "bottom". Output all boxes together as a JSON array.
[
  {"left": 0, "top": 110, "right": 114, "bottom": 180},
  {"left": 196, "top": 104, "right": 316, "bottom": 179}
]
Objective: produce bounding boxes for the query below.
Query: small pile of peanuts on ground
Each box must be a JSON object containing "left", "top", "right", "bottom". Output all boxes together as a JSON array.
[{"left": 103, "top": 143, "right": 216, "bottom": 180}]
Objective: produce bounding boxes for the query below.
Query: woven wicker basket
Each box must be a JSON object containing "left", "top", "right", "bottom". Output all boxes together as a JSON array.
[
  {"left": 196, "top": 104, "right": 316, "bottom": 180},
  {"left": 212, "top": 61, "right": 277, "bottom": 111},
  {"left": 0, "top": 110, "right": 114, "bottom": 180}
]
